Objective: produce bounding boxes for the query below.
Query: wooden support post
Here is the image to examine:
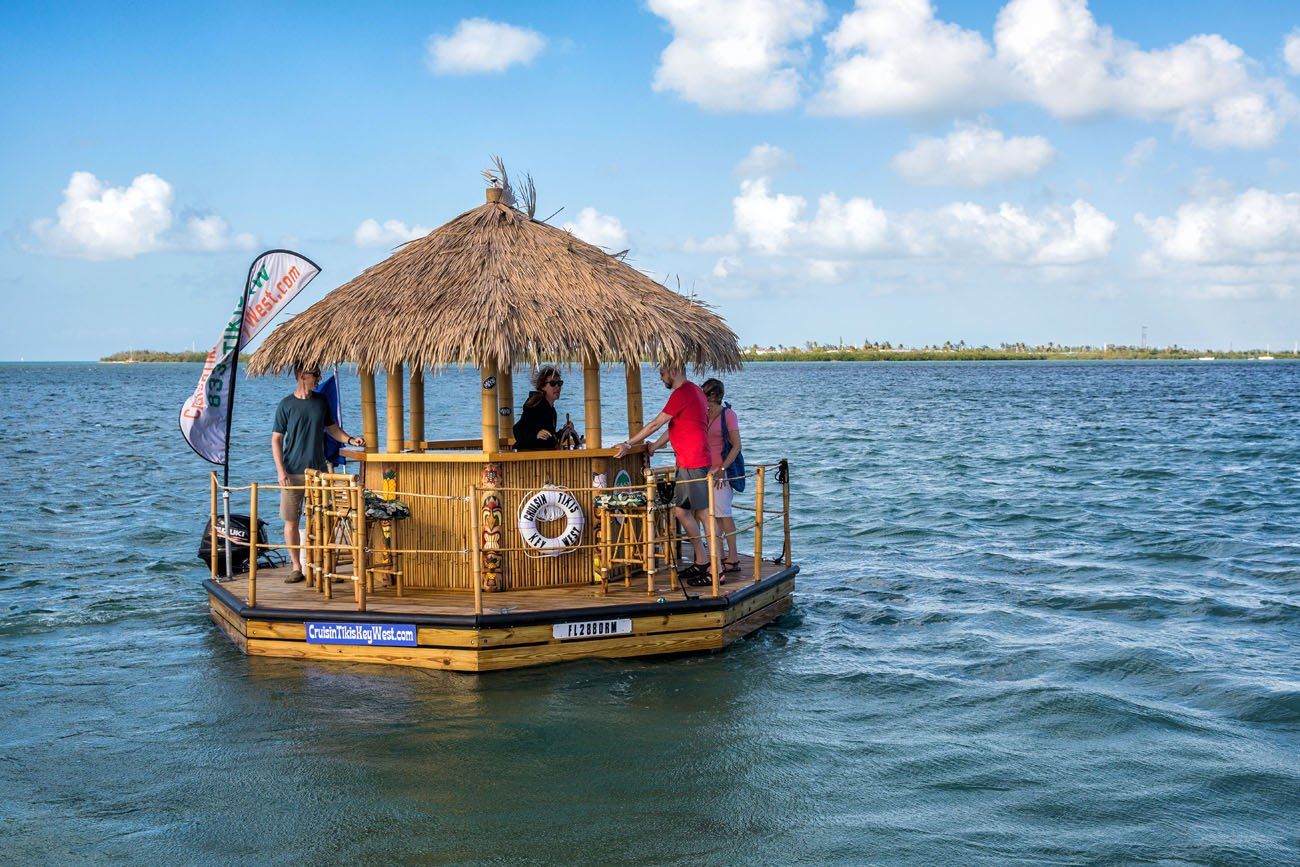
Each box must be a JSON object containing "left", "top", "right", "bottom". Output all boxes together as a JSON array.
[
  {"left": 248, "top": 482, "right": 258, "bottom": 607},
  {"left": 583, "top": 353, "right": 602, "bottom": 449},
  {"left": 409, "top": 367, "right": 424, "bottom": 451},
  {"left": 753, "top": 465, "right": 766, "bottom": 584},
  {"left": 625, "top": 362, "right": 643, "bottom": 437},
  {"left": 354, "top": 480, "right": 367, "bottom": 612},
  {"left": 644, "top": 469, "right": 657, "bottom": 595},
  {"left": 497, "top": 363, "right": 513, "bottom": 447},
  {"left": 480, "top": 361, "right": 498, "bottom": 453},
  {"left": 360, "top": 370, "right": 378, "bottom": 454},
  {"left": 599, "top": 508, "right": 611, "bottom": 596},
  {"left": 469, "top": 485, "right": 483, "bottom": 615},
  {"left": 386, "top": 363, "right": 404, "bottom": 454},
  {"left": 707, "top": 471, "right": 721, "bottom": 598},
  {"left": 782, "top": 462, "right": 792, "bottom": 567},
  {"left": 209, "top": 472, "right": 218, "bottom": 581}
]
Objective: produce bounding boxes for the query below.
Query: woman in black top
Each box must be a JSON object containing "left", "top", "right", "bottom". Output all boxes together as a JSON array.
[{"left": 513, "top": 366, "right": 563, "bottom": 450}]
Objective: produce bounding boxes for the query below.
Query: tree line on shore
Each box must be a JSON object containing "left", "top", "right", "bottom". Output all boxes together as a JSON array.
[{"left": 102, "top": 342, "right": 1294, "bottom": 364}]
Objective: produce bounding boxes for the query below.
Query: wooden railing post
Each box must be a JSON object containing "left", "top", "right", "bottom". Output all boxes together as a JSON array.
[
  {"left": 209, "top": 472, "right": 218, "bottom": 581},
  {"left": 248, "top": 482, "right": 258, "bottom": 607},
  {"left": 354, "top": 480, "right": 367, "bottom": 612},
  {"left": 599, "top": 507, "right": 611, "bottom": 596},
  {"left": 469, "top": 486, "right": 483, "bottom": 615},
  {"left": 480, "top": 361, "right": 498, "bottom": 453},
  {"left": 707, "top": 471, "right": 721, "bottom": 598},
  {"left": 782, "top": 461, "right": 792, "bottom": 567},
  {"left": 644, "top": 468, "right": 656, "bottom": 595},
  {"left": 753, "top": 465, "right": 765, "bottom": 583}
]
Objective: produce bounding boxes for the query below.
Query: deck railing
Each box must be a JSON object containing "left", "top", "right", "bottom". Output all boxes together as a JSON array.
[{"left": 208, "top": 460, "right": 791, "bottom": 614}]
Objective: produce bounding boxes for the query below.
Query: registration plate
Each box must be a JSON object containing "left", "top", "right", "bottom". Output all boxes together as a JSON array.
[{"left": 552, "top": 618, "right": 632, "bottom": 640}]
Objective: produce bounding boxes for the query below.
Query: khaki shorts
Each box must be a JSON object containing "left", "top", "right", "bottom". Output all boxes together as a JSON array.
[{"left": 280, "top": 473, "right": 306, "bottom": 522}]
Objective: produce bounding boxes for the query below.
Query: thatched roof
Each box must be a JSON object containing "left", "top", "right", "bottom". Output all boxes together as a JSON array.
[{"left": 248, "top": 195, "right": 741, "bottom": 375}]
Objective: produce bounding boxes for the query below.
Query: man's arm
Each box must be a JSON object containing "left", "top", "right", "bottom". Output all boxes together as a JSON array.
[
  {"left": 646, "top": 430, "right": 671, "bottom": 457},
  {"left": 613, "top": 411, "right": 671, "bottom": 458},
  {"left": 272, "top": 432, "right": 289, "bottom": 486},
  {"left": 325, "top": 424, "right": 364, "bottom": 448}
]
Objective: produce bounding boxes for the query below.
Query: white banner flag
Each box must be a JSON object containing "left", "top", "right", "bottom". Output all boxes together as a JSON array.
[{"left": 180, "top": 250, "right": 321, "bottom": 465}]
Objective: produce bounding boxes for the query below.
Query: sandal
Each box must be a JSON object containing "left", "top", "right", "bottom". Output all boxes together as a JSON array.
[
  {"left": 686, "top": 572, "right": 713, "bottom": 587},
  {"left": 722, "top": 560, "right": 741, "bottom": 574}
]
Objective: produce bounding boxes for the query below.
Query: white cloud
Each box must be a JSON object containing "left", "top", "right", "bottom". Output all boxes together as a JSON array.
[
  {"left": 354, "top": 218, "right": 431, "bottom": 248},
  {"left": 803, "top": 0, "right": 1295, "bottom": 148},
  {"left": 184, "top": 215, "right": 255, "bottom": 252},
  {"left": 815, "top": 0, "right": 1005, "bottom": 115},
  {"left": 726, "top": 170, "right": 1115, "bottom": 265},
  {"left": 648, "top": 0, "right": 826, "bottom": 111},
  {"left": 1137, "top": 188, "right": 1300, "bottom": 265},
  {"left": 735, "top": 143, "right": 796, "bottom": 178},
  {"left": 1123, "top": 137, "right": 1157, "bottom": 170},
  {"left": 891, "top": 120, "right": 1054, "bottom": 186},
  {"left": 426, "top": 18, "right": 545, "bottom": 75},
  {"left": 563, "top": 207, "right": 628, "bottom": 249},
  {"left": 1284, "top": 30, "right": 1300, "bottom": 76},
  {"left": 31, "top": 171, "right": 253, "bottom": 259}
]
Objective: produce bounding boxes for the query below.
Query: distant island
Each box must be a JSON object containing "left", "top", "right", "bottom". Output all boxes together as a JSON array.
[
  {"left": 102, "top": 343, "right": 1296, "bottom": 364},
  {"left": 741, "top": 341, "right": 1297, "bottom": 362},
  {"left": 100, "top": 349, "right": 248, "bottom": 363}
]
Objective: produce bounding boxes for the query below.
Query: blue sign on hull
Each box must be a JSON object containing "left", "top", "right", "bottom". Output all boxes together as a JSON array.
[{"left": 305, "top": 622, "right": 418, "bottom": 647}]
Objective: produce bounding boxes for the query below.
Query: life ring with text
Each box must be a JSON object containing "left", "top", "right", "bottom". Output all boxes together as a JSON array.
[{"left": 517, "top": 486, "right": 585, "bottom": 556}]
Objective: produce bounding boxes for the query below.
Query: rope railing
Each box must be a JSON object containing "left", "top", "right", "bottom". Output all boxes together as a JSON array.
[{"left": 207, "top": 456, "right": 792, "bottom": 612}]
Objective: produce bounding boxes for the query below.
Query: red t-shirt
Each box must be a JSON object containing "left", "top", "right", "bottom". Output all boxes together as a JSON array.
[{"left": 662, "top": 381, "right": 710, "bottom": 469}]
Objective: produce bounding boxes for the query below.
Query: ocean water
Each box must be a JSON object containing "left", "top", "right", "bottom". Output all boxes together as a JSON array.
[{"left": 1, "top": 360, "right": 1297, "bottom": 865}]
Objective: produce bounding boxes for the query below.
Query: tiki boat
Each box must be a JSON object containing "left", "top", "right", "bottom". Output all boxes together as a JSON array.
[{"left": 203, "top": 185, "right": 797, "bottom": 672}]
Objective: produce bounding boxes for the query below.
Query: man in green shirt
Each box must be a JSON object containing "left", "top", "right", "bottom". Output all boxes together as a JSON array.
[{"left": 272, "top": 365, "right": 364, "bottom": 583}]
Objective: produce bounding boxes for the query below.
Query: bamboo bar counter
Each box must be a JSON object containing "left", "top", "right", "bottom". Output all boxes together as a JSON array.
[{"left": 206, "top": 175, "right": 797, "bottom": 672}]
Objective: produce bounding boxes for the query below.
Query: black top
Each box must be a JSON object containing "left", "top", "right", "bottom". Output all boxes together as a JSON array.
[{"left": 513, "top": 393, "right": 558, "bottom": 450}]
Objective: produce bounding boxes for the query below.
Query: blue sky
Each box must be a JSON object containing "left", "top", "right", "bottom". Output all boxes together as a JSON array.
[{"left": 4, "top": 0, "right": 1300, "bottom": 359}]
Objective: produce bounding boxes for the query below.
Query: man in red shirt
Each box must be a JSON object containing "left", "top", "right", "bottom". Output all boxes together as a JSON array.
[{"left": 615, "top": 365, "right": 713, "bottom": 583}]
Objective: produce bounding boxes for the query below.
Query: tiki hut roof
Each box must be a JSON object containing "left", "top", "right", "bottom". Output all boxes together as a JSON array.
[{"left": 248, "top": 194, "right": 741, "bottom": 376}]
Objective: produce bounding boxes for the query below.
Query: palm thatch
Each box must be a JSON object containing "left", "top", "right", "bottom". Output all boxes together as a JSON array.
[{"left": 248, "top": 195, "right": 741, "bottom": 376}]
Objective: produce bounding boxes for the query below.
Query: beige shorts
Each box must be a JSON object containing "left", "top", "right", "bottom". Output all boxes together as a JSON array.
[{"left": 280, "top": 474, "right": 306, "bottom": 522}]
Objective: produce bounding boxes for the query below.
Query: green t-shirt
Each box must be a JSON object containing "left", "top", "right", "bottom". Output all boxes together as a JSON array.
[{"left": 273, "top": 392, "right": 332, "bottom": 474}]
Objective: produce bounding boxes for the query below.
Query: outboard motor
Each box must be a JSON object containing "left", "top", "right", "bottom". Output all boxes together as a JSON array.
[{"left": 198, "top": 514, "right": 268, "bottom": 575}]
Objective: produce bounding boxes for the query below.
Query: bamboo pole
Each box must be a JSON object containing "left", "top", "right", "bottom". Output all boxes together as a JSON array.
[
  {"left": 209, "top": 472, "right": 218, "bottom": 581},
  {"left": 354, "top": 480, "right": 367, "bottom": 612},
  {"left": 625, "top": 362, "right": 643, "bottom": 437},
  {"left": 753, "top": 465, "right": 766, "bottom": 584},
  {"left": 599, "top": 508, "right": 611, "bottom": 596},
  {"left": 360, "top": 369, "right": 378, "bottom": 454},
  {"left": 248, "top": 482, "right": 258, "bottom": 607},
  {"left": 644, "top": 469, "right": 656, "bottom": 596},
  {"left": 707, "top": 471, "right": 721, "bottom": 598},
  {"left": 409, "top": 367, "right": 424, "bottom": 450},
  {"left": 583, "top": 353, "right": 602, "bottom": 449},
  {"left": 497, "top": 363, "right": 513, "bottom": 447},
  {"left": 469, "top": 485, "right": 483, "bottom": 615},
  {"left": 480, "top": 361, "right": 498, "bottom": 453},
  {"left": 782, "top": 463, "right": 792, "bottom": 567},
  {"left": 321, "top": 477, "right": 332, "bottom": 600},
  {"left": 386, "top": 363, "right": 404, "bottom": 454}
]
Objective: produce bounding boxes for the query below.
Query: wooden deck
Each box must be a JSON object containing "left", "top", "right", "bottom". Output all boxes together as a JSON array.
[{"left": 205, "top": 555, "right": 797, "bottom": 672}]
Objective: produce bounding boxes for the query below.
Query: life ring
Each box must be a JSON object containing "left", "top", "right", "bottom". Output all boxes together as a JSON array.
[{"left": 517, "top": 486, "right": 585, "bottom": 556}]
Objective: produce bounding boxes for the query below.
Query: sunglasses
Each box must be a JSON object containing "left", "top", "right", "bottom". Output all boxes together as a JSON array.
[
  {"left": 304, "top": 370, "right": 322, "bottom": 378},
  {"left": 704, "top": 389, "right": 721, "bottom": 398},
  {"left": 545, "top": 378, "right": 564, "bottom": 387}
]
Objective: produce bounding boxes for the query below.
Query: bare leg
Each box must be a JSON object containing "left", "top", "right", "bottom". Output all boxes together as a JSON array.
[
  {"left": 675, "top": 506, "right": 708, "bottom": 565},
  {"left": 719, "top": 516, "right": 738, "bottom": 562},
  {"left": 284, "top": 521, "right": 303, "bottom": 572}
]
